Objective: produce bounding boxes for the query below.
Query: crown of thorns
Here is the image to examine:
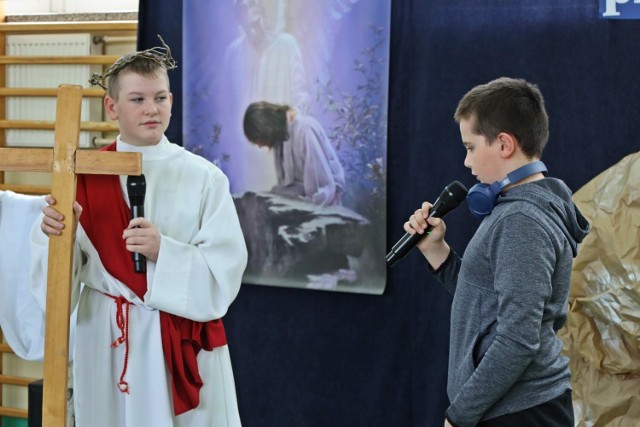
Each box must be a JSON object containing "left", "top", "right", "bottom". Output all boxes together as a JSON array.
[{"left": 89, "top": 35, "right": 177, "bottom": 91}]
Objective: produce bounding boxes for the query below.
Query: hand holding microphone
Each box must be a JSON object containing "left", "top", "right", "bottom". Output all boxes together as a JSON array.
[
  {"left": 126, "top": 175, "right": 147, "bottom": 274},
  {"left": 386, "top": 181, "right": 468, "bottom": 267}
]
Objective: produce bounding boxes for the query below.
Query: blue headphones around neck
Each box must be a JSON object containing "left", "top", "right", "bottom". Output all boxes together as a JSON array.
[{"left": 467, "top": 161, "right": 547, "bottom": 219}]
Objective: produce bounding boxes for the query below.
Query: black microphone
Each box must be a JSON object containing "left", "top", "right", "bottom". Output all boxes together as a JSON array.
[
  {"left": 386, "top": 181, "right": 468, "bottom": 267},
  {"left": 126, "top": 174, "right": 147, "bottom": 274}
]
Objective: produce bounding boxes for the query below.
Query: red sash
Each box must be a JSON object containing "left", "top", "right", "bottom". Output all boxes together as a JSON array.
[{"left": 76, "top": 142, "right": 227, "bottom": 415}]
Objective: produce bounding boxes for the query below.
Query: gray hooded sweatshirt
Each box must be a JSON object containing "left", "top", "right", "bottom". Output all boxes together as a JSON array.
[{"left": 433, "top": 178, "right": 590, "bottom": 426}]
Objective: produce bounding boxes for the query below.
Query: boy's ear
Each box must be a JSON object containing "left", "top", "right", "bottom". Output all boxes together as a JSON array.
[
  {"left": 104, "top": 95, "right": 118, "bottom": 121},
  {"left": 497, "top": 132, "right": 516, "bottom": 158}
]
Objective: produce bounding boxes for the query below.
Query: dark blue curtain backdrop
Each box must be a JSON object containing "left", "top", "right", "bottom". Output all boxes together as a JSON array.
[{"left": 139, "top": 1, "right": 639, "bottom": 426}]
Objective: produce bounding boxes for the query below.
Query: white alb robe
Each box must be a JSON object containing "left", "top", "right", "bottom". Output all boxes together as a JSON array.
[
  {"left": 29, "top": 136, "right": 248, "bottom": 427},
  {"left": 0, "top": 190, "right": 47, "bottom": 360}
]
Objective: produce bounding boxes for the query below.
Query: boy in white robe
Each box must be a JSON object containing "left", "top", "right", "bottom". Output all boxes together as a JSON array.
[{"left": 31, "top": 41, "right": 247, "bottom": 427}]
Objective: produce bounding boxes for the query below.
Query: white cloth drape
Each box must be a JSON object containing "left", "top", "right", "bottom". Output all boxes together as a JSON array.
[{"left": 0, "top": 190, "right": 47, "bottom": 360}]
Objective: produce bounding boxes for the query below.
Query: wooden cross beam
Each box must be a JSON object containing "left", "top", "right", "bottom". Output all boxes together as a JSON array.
[{"left": 0, "top": 85, "right": 141, "bottom": 426}]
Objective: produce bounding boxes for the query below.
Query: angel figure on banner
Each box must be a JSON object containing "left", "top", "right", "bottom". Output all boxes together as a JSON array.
[{"left": 209, "top": 0, "right": 361, "bottom": 194}]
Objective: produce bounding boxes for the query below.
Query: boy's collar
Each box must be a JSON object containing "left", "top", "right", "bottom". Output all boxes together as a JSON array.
[{"left": 116, "top": 135, "right": 169, "bottom": 155}]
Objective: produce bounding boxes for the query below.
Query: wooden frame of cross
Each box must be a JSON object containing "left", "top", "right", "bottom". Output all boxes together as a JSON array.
[{"left": 0, "top": 84, "right": 141, "bottom": 426}]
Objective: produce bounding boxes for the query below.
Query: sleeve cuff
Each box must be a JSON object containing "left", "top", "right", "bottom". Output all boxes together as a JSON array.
[{"left": 427, "top": 248, "right": 454, "bottom": 273}]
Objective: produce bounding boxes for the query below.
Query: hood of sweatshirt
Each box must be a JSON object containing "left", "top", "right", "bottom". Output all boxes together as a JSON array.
[{"left": 496, "top": 177, "right": 590, "bottom": 256}]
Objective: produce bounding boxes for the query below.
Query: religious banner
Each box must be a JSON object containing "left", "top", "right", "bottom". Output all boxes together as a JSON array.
[
  {"left": 183, "top": 0, "right": 390, "bottom": 294},
  {"left": 600, "top": 0, "right": 640, "bottom": 18}
]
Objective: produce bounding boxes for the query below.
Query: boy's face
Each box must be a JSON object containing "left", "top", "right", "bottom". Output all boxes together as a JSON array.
[
  {"left": 104, "top": 70, "right": 173, "bottom": 146},
  {"left": 459, "top": 117, "right": 503, "bottom": 184}
]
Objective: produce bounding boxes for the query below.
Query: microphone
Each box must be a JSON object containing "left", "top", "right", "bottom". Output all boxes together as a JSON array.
[
  {"left": 126, "top": 174, "right": 147, "bottom": 274},
  {"left": 386, "top": 181, "right": 468, "bottom": 267}
]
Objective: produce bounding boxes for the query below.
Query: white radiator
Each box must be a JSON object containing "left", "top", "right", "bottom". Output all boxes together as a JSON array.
[{"left": 5, "top": 33, "right": 102, "bottom": 148}]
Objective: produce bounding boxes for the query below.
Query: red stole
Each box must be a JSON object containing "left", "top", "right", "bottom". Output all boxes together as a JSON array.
[{"left": 76, "top": 142, "right": 227, "bottom": 416}]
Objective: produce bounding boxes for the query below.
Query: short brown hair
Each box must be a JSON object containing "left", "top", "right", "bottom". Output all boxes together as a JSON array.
[
  {"left": 454, "top": 77, "right": 549, "bottom": 158},
  {"left": 107, "top": 57, "right": 170, "bottom": 100}
]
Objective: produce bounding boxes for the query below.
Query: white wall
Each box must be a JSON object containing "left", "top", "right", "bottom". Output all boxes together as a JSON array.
[{"left": 5, "top": 0, "right": 138, "bottom": 14}]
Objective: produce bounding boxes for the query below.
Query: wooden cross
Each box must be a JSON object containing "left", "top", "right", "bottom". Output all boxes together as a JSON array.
[{"left": 0, "top": 85, "right": 141, "bottom": 426}]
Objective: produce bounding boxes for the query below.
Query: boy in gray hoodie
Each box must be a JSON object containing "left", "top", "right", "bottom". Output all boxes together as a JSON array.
[{"left": 404, "top": 77, "right": 590, "bottom": 426}]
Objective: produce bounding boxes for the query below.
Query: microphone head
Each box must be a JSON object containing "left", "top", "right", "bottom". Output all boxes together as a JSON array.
[
  {"left": 126, "top": 174, "right": 146, "bottom": 204},
  {"left": 430, "top": 180, "right": 468, "bottom": 218}
]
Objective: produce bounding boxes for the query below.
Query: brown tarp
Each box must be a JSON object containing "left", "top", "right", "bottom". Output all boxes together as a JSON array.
[{"left": 559, "top": 151, "right": 640, "bottom": 427}]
